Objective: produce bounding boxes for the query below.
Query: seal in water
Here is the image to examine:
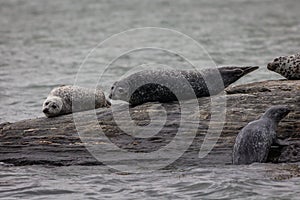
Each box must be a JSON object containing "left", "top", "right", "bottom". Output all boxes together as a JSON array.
[
  {"left": 267, "top": 53, "right": 300, "bottom": 80},
  {"left": 232, "top": 105, "right": 291, "bottom": 165},
  {"left": 42, "top": 85, "right": 110, "bottom": 117},
  {"left": 109, "top": 66, "right": 258, "bottom": 106}
]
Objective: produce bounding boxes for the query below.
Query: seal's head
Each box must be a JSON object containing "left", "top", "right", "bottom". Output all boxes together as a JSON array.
[
  {"left": 109, "top": 80, "right": 130, "bottom": 102},
  {"left": 42, "top": 96, "right": 63, "bottom": 117},
  {"left": 262, "top": 105, "right": 291, "bottom": 123}
]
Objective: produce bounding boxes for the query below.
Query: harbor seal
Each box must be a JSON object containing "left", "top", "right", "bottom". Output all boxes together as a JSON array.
[
  {"left": 267, "top": 53, "right": 300, "bottom": 80},
  {"left": 232, "top": 105, "right": 291, "bottom": 165},
  {"left": 42, "top": 85, "right": 110, "bottom": 117},
  {"left": 109, "top": 66, "right": 258, "bottom": 106}
]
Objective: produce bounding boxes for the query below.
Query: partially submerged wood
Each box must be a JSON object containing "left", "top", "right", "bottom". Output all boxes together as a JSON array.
[{"left": 0, "top": 80, "right": 299, "bottom": 167}]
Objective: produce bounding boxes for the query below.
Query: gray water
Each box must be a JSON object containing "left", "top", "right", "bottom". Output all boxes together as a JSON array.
[
  {"left": 1, "top": 0, "right": 300, "bottom": 199},
  {"left": 1, "top": 163, "right": 300, "bottom": 200}
]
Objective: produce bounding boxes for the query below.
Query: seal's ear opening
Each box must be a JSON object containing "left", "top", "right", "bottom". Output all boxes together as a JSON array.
[{"left": 117, "top": 87, "right": 125, "bottom": 94}]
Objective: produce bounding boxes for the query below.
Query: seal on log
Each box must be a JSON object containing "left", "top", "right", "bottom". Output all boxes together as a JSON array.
[
  {"left": 109, "top": 66, "right": 259, "bottom": 106},
  {"left": 0, "top": 80, "right": 299, "bottom": 166},
  {"left": 42, "top": 85, "right": 110, "bottom": 117}
]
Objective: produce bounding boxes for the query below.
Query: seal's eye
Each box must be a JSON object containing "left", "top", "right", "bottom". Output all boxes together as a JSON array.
[
  {"left": 111, "top": 86, "right": 114, "bottom": 90},
  {"left": 52, "top": 105, "right": 57, "bottom": 109},
  {"left": 118, "top": 88, "right": 124, "bottom": 93},
  {"left": 274, "top": 58, "right": 279, "bottom": 62},
  {"left": 45, "top": 102, "right": 49, "bottom": 106}
]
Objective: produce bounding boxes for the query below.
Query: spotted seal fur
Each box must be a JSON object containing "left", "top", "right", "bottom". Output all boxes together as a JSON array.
[
  {"left": 42, "top": 85, "right": 110, "bottom": 117},
  {"left": 267, "top": 53, "right": 300, "bottom": 80}
]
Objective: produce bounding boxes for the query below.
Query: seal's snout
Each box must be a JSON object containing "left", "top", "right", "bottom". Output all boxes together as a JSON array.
[
  {"left": 108, "top": 93, "right": 112, "bottom": 99},
  {"left": 267, "top": 62, "right": 280, "bottom": 71},
  {"left": 43, "top": 108, "right": 49, "bottom": 113},
  {"left": 267, "top": 62, "right": 274, "bottom": 70},
  {"left": 280, "top": 105, "right": 291, "bottom": 112},
  {"left": 281, "top": 106, "right": 291, "bottom": 119},
  {"left": 284, "top": 106, "right": 292, "bottom": 114}
]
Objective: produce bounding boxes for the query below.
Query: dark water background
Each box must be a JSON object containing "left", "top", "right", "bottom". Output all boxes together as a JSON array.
[{"left": 0, "top": 0, "right": 300, "bottom": 199}]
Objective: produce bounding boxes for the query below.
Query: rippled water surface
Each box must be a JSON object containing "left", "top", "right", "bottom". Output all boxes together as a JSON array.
[
  {"left": 1, "top": 0, "right": 300, "bottom": 199},
  {"left": 1, "top": 164, "right": 300, "bottom": 200},
  {"left": 1, "top": 0, "right": 300, "bottom": 123}
]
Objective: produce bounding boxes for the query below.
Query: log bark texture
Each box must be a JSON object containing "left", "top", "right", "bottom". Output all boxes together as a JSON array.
[{"left": 0, "top": 80, "right": 299, "bottom": 167}]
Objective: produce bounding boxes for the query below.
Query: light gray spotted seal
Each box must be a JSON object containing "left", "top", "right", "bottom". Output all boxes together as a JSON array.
[
  {"left": 109, "top": 66, "right": 258, "bottom": 106},
  {"left": 232, "top": 105, "right": 291, "bottom": 165},
  {"left": 42, "top": 85, "right": 110, "bottom": 117},
  {"left": 267, "top": 53, "right": 300, "bottom": 80}
]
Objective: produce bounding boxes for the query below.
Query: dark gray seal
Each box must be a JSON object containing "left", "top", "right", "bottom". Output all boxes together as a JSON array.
[
  {"left": 109, "top": 66, "right": 258, "bottom": 106},
  {"left": 43, "top": 85, "right": 110, "bottom": 117},
  {"left": 267, "top": 53, "right": 300, "bottom": 80},
  {"left": 232, "top": 105, "right": 291, "bottom": 165}
]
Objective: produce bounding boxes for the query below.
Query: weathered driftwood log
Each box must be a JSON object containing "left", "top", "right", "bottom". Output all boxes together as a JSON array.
[{"left": 0, "top": 80, "right": 299, "bottom": 167}]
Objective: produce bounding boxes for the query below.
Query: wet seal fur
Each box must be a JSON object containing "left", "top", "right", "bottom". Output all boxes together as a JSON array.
[
  {"left": 232, "top": 105, "right": 291, "bottom": 165},
  {"left": 109, "top": 66, "right": 258, "bottom": 106},
  {"left": 43, "top": 85, "right": 110, "bottom": 117},
  {"left": 267, "top": 53, "right": 300, "bottom": 80}
]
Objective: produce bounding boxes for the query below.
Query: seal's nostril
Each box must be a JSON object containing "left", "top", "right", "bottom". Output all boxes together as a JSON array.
[
  {"left": 108, "top": 93, "right": 112, "bottom": 99},
  {"left": 43, "top": 108, "right": 49, "bottom": 113}
]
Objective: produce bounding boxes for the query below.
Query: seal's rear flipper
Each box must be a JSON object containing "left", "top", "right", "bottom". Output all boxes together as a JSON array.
[{"left": 219, "top": 66, "right": 259, "bottom": 88}]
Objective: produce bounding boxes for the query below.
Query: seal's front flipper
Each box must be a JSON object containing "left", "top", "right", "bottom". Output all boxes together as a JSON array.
[{"left": 273, "top": 138, "right": 291, "bottom": 146}]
